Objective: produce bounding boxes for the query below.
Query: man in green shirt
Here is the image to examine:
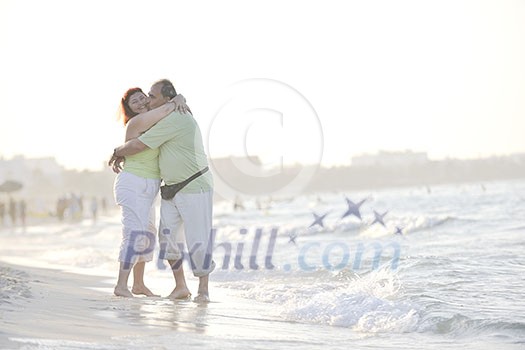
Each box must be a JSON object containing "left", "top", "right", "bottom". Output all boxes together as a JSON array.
[{"left": 112, "top": 79, "right": 215, "bottom": 302}]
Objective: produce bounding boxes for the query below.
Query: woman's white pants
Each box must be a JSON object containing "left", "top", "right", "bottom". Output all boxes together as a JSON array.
[{"left": 114, "top": 171, "right": 160, "bottom": 265}]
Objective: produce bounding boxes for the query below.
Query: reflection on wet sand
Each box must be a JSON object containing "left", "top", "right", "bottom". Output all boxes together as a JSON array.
[{"left": 94, "top": 297, "right": 209, "bottom": 333}]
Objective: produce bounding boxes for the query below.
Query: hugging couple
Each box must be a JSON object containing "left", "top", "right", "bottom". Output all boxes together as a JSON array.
[{"left": 108, "top": 79, "right": 214, "bottom": 303}]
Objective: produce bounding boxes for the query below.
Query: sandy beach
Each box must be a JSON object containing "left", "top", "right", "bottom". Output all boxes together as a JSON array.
[
  {"left": 0, "top": 261, "right": 340, "bottom": 350},
  {"left": 1, "top": 259, "right": 266, "bottom": 349},
  {"left": 0, "top": 261, "right": 225, "bottom": 349},
  {"left": 0, "top": 262, "right": 158, "bottom": 348}
]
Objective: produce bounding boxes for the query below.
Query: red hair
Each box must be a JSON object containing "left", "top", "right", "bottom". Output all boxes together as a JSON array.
[{"left": 118, "top": 87, "right": 144, "bottom": 125}]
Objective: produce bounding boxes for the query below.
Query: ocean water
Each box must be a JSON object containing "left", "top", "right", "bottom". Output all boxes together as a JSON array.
[{"left": 1, "top": 179, "right": 524, "bottom": 349}]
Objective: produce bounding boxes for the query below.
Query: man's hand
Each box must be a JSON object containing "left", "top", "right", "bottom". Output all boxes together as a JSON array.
[
  {"left": 170, "top": 94, "right": 192, "bottom": 114},
  {"left": 108, "top": 152, "right": 125, "bottom": 174}
]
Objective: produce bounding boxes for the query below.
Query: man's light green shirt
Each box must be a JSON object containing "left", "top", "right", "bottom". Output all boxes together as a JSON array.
[{"left": 138, "top": 111, "right": 213, "bottom": 193}]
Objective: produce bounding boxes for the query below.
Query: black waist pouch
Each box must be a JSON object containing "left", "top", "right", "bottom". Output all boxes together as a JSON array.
[{"left": 160, "top": 167, "right": 209, "bottom": 200}]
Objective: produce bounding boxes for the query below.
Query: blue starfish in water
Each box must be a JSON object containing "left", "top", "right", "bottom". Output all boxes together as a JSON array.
[
  {"left": 371, "top": 210, "right": 388, "bottom": 227},
  {"left": 341, "top": 197, "right": 366, "bottom": 220},
  {"left": 309, "top": 211, "right": 329, "bottom": 228}
]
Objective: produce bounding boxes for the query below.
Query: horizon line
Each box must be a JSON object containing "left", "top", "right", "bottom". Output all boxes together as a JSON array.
[{"left": 1, "top": 151, "right": 525, "bottom": 173}]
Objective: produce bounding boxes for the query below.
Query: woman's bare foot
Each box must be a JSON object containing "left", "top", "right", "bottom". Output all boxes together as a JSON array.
[
  {"left": 167, "top": 286, "right": 191, "bottom": 300},
  {"left": 131, "top": 285, "right": 160, "bottom": 297},
  {"left": 193, "top": 293, "right": 210, "bottom": 303},
  {"left": 114, "top": 285, "right": 133, "bottom": 298}
]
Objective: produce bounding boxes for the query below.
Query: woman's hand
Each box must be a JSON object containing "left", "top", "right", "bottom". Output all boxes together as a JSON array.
[
  {"left": 170, "top": 94, "right": 192, "bottom": 114},
  {"left": 108, "top": 151, "right": 125, "bottom": 173}
]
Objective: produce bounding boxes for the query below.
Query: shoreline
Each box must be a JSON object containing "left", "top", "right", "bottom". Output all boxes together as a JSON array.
[
  {"left": 0, "top": 261, "right": 157, "bottom": 348},
  {"left": 0, "top": 259, "right": 301, "bottom": 350}
]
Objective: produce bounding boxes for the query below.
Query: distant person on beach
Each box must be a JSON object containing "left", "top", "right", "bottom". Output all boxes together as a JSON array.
[
  {"left": 0, "top": 201, "right": 5, "bottom": 226},
  {"left": 101, "top": 197, "right": 107, "bottom": 215},
  {"left": 110, "top": 79, "right": 215, "bottom": 302},
  {"left": 19, "top": 200, "right": 26, "bottom": 227},
  {"left": 78, "top": 195, "right": 84, "bottom": 217},
  {"left": 233, "top": 195, "right": 245, "bottom": 211},
  {"left": 68, "top": 193, "right": 82, "bottom": 221},
  {"left": 111, "top": 86, "right": 190, "bottom": 298},
  {"left": 56, "top": 196, "right": 67, "bottom": 221},
  {"left": 90, "top": 197, "right": 98, "bottom": 223},
  {"left": 8, "top": 198, "right": 17, "bottom": 226}
]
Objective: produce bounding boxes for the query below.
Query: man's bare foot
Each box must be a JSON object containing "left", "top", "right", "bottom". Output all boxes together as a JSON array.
[
  {"left": 167, "top": 286, "right": 191, "bottom": 300},
  {"left": 114, "top": 285, "right": 133, "bottom": 298},
  {"left": 193, "top": 293, "right": 210, "bottom": 303},
  {"left": 131, "top": 285, "right": 160, "bottom": 297}
]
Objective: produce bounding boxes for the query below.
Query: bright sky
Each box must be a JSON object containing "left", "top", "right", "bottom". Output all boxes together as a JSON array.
[{"left": 0, "top": 0, "right": 524, "bottom": 171}]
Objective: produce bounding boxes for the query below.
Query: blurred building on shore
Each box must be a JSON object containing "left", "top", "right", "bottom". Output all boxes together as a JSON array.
[
  {"left": 351, "top": 150, "right": 429, "bottom": 167},
  {"left": 1, "top": 152, "right": 525, "bottom": 217}
]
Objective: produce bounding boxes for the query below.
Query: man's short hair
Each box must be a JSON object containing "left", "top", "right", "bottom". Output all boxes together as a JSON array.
[{"left": 154, "top": 79, "right": 177, "bottom": 99}]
